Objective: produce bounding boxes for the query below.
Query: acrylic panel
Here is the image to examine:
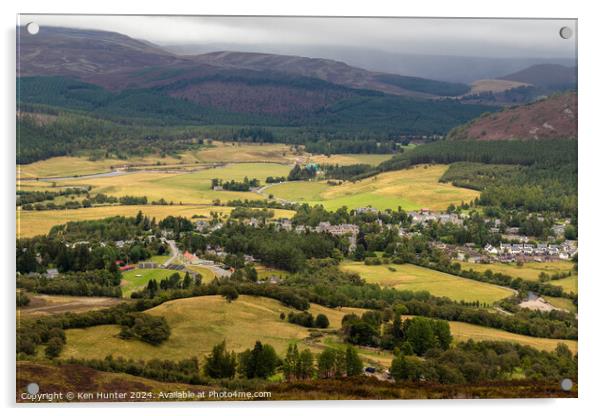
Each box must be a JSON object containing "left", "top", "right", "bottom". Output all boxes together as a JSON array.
[{"left": 16, "top": 15, "right": 577, "bottom": 403}]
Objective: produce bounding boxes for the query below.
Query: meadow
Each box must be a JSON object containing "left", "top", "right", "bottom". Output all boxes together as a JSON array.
[
  {"left": 266, "top": 165, "right": 480, "bottom": 211},
  {"left": 60, "top": 295, "right": 365, "bottom": 362},
  {"left": 445, "top": 320, "right": 577, "bottom": 353},
  {"left": 307, "top": 153, "right": 393, "bottom": 167},
  {"left": 120, "top": 269, "right": 186, "bottom": 297},
  {"left": 458, "top": 261, "right": 578, "bottom": 294},
  {"left": 545, "top": 296, "right": 578, "bottom": 313},
  {"left": 17, "top": 205, "right": 296, "bottom": 238},
  {"left": 59, "top": 295, "right": 576, "bottom": 368},
  {"left": 184, "top": 265, "right": 218, "bottom": 284},
  {"left": 255, "top": 265, "right": 292, "bottom": 281},
  {"left": 59, "top": 163, "right": 292, "bottom": 205},
  {"left": 340, "top": 262, "right": 515, "bottom": 304},
  {"left": 17, "top": 141, "right": 298, "bottom": 179}
]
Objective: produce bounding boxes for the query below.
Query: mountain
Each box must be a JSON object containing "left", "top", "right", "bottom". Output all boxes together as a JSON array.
[
  {"left": 447, "top": 92, "right": 577, "bottom": 141},
  {"left": 17, "top": 26, "right": 186, "bottom": 78},
  {"left": 18, "top": 26, "right": 470, "bottom": 98},
  {"left": 17, "top": 25, "right": 494, "bottom": 141},
  {"left": 499, "top": 64, "right": 577, "bottom": 91},
  {"left": 162, "top": 42, "right": 576, "bottom": 84},
  {"left": 194, "top": 51, "right": 470, "bottom": 97}
]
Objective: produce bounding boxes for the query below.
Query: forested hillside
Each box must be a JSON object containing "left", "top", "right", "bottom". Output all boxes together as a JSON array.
[
  {"left": 370, "top": 139, "right": 577, "bottom": 215},
  {"left": 17, "top": 76, "right": 492, "bottom": 163}
]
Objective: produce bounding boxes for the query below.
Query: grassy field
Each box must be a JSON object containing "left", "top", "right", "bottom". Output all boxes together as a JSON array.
[
  {"left": 266, "top": 165, "right": 480, "bottom": 211},
  {"left": 340, "top": 262, "right": 514, "bottom": 304},
  {"left": 60, "top": 295, "right": 364, "bottom": 362},
  {"left": 17, "top": 205, "right": 296, "bottom": 238},
  {"left": 265, "top": 181, "right": 330, "bottom": 203},
  {"left": 17, "top": 142, "right": 298, "bottom": 179},
  {"left": 59, "top": 295, "right": 576, "bottom": 369},
  {"left": 545, "top": 296, "right": 577, "bottom": 313},
  {"left": 17, "top": 146, "right": 393, "bottom": 181},
  {"left": 548, "top": 275, "right": 578, "bottom": 294},
  {"left": 446, "top": 320, "right": 577, "bottom": 353},
  {"left": 57, "top": 163, "right": 291, "bottom": 205},
  {"left": 185, "top": 265, "right": 217, "bottom": 284},
  {"left": 458, "top": 261, "right": 578, "bottom": 294},
  {"left": 189, "top": 142, "right": 297, "bottom": 164},
  {"left": 255, "top": 265, "right": 292, "bottom": 281},
  {"left": 149, "top": 255, "right": 170, "bottom": 264},
  {"left": 18, "top": 155, "right": 177, "bottom": 179},
  {"left": 308, "top": 154, "right": 393, "bottom": 167},
  {"left": 120, "top": 269, "right": 185, "bottom": 297}
]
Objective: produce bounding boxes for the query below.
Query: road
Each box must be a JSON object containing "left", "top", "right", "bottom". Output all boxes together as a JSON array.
[
  {"left": 198, "top": 263, "right": 232, "bottom": 278},
  {"left": 254, "top": 181, "right": 293, "bottom": 204},
  {"left": 163, "top": 239, "right": 179, "bottom": 267}
]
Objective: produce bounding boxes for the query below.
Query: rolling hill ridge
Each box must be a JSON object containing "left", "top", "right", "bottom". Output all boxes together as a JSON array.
[{"left": 447, "top": 92, "right": 577, "bottom": 141}]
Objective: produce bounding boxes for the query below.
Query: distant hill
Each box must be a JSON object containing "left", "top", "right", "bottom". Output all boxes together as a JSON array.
[
  {"left": 17, "top": 25, "right": 492, "bottom": 136},
  {"left": 18, "top": 26, "right": 469, "bottom": 98},
  {"left": 195, "top": 51, "right": 470, "bottom": 97},
  {"left": 163, "top": 42, "right": 576, "bottom": 84},
  {"left": 499, "top": 64, "right": 577, "bottom": 91},
  {"left": 447, "top": 92, "right": 577, "bottom": 141},
  {"left": 17, "top": 26, "right": 186, "bottom": 78}
]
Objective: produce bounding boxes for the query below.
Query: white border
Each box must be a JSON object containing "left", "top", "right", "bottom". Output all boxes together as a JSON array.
[{"left": 2, "top": 1, "right": 601, "bottom": 414}]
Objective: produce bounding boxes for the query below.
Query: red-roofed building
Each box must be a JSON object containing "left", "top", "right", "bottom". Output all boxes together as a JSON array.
[
  {"left": 183, "top": 251, "right": 199, "bottom": 263},
  {"left": 119, "top": 264, "right": 135, "bottom": 272}
]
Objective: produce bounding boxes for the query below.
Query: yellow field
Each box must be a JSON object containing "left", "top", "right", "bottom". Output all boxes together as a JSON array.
[
  {"left": 458, "top": 261, "right": 578, "bottom": 294},
  {"left": 545, "top": 296, "right": 577, "bottom": 313},
  {"left": 468, "top": 79, "right": 530, "bottom": 94},
  {"left": 341, "top": 262, "right": 514, "bottom": 304},
  {"left": 17, "top": 142, "right": 299, "bottom": 179},
  {"left": 308, "top": 154, "right": 393, "bottom": 166},
  {"left": 53, "top": 163, "right": 290, "bottom": 205},
  {"left": 185, "top": 265, "right": 217, "bottom": 283},
  {"left": 446, "top": 320, "right": 577, "bottom": 353},
  {"left": 17, "top": 205, "right": 296, "bottom": 238},
  {"left": 17, "top": 155, "right": 187, "bottom": 179},
  {"left": 60, "top": 295, "right": 365, "bottom": 362},
  {"left": 548, "top": 275, "right": 578, "bottom": 294},
  {"left": 189, "top": 142, "right": 297, "bottom": 164},
  {"left": 267, "top": 165, "right": 480, "bottom": 211}
]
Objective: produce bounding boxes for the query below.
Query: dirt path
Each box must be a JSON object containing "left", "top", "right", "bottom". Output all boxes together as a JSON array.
[{"left": 18, "top": 294, "right": 125, "bottom": 317}]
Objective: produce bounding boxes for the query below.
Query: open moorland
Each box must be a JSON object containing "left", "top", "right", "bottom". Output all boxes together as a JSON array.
[
  {"left": 266, "top": 165, "right": 480, "bottom": 211},
  {"left": 17, "top": 361, "right": 577, "bottom": 402},
  {"left": 341, "top": 262, "right": 514, "bottom": 304}
]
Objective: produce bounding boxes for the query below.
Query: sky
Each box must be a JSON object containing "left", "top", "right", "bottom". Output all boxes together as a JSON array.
[{"left": 18, "top": 14, "right": 577, "bottom": 59}]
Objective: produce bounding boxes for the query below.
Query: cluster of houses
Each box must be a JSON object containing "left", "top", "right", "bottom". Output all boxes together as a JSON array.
[
  {"left": 194, "top": 220, "right": 223, "bottom": 233},
  {"left": 408, "top": 209, "right": 464, "bottom": 226},
  {"left": 460, "top": 240, "right": 578, "bottom": 263},
  {"left": 493, "top": 241, "right": 577, "bottom": 260}
]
